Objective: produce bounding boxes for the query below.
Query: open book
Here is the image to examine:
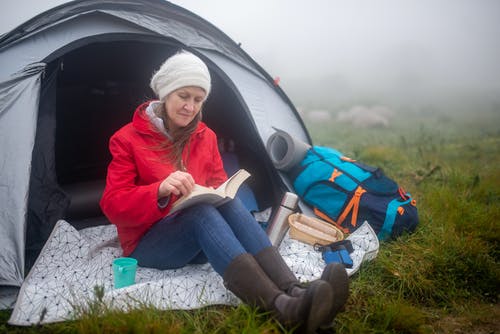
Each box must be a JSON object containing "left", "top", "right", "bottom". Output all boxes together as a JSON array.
[{"left": 170, "top": 169, "right": 251, "bottom": 214}]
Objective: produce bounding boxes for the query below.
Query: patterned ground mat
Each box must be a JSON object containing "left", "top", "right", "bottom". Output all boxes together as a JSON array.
[{"left": 9, "top": 220, "right": 378, "bottom": 325}]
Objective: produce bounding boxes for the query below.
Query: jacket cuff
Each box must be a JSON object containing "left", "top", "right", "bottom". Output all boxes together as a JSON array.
[{"left": 157, "top": 195, "right": 171, "bottom": 209}]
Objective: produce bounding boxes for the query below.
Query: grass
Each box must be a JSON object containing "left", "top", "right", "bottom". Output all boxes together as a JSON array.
[{"left": 1, "top": 106, "right": 499, "bottom": 333}]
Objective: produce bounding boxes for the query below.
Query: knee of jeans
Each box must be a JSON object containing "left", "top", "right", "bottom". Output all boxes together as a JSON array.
[
  {"left": 220, "top": 197, "right": 242, "bottom": 209},
  {"left": 182, "top": 203, "right": 220, "bottom": 221},
  {"left": 219, "top": 197, "right": 251, "bottom": 217}
]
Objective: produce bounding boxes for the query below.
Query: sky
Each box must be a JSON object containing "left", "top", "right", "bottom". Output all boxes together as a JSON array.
[{"left": 2, "top": 0, "right": 500, "bottom": 109}]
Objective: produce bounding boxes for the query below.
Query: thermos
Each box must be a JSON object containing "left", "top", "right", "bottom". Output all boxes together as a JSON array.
[{"left": 267, "top": 192, "right": 299, "bottom": 246}]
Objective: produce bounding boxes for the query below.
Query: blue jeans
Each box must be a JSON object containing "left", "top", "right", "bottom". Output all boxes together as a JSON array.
[{"left": 130, "top": 198, "right": 271, "bottom": 275}]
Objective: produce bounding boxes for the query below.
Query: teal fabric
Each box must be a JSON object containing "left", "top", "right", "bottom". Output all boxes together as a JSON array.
[{"left": 377, "top": 196, "right": 412, "bottom": 241}]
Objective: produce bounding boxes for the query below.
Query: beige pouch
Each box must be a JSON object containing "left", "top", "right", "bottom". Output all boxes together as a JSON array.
[{"left": 288, "top": 213, "right": 344, "bottom": 246}]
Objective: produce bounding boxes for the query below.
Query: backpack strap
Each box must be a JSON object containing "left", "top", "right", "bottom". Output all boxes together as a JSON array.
[
  {"left": 328, "top": 168, "right": 343, "bottom": 182},
  {"left": 337, "top": 186, "right": 366, "bottom": 228},
  {"left": 377, "top": 195, "right": 412, "bottom": 241},
  {"left": 313, "top": 186, "right": 366, "bottom": 232}
]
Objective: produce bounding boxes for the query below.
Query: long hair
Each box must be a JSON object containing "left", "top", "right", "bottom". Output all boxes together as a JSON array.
[{"left": 154, "top": 102, "right": 202, "bottom": 170}]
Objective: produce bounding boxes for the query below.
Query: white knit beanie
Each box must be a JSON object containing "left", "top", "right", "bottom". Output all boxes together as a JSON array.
[{"left": 150, "top": 50, "right": 211, "bottom": 101}]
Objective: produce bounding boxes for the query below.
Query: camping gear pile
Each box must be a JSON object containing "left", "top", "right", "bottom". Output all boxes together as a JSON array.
[{"left": 266, "top": 130, "right": 419, "bottom": 241}]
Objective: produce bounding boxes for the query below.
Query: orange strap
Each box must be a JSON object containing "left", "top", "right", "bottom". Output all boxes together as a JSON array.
[
  {"left": 329, "top": 168, "right": 343, "bottom": 182},
  {"left": 313, "top": 186, "right": 366, "bottom": 232},
  {"left": 340, "top": 156, "right": 356, "bottom": 162},
  {"left": 313, "top": 208, "right": 350, "bottom": 234},
  {"left": 336, "top": 186, "right": 366, "bottom": 228}
]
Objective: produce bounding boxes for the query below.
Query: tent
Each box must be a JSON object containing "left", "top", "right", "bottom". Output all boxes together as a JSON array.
[{"left": 0, "top": 0, "right": 311, "bottom": 295}]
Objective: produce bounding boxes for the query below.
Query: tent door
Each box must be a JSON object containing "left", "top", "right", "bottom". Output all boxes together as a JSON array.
[{"left": 26, "top": 62, "right": 70, "bottom": 272}]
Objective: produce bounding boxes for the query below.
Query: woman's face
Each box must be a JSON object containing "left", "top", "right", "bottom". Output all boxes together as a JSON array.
[{"left": 164, "top": 86, "right": 206, "bottom": 131}]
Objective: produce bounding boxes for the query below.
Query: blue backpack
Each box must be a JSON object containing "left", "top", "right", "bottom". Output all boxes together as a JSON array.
[{"left": 292, "top": 146, "right": 419, "bottom": 241}]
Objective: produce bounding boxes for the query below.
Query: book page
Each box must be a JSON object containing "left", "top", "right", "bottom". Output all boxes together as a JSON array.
[
  {"left": 170, "top": 188, "right": 226, "bottom": 213},
  {"left": 170, "top": 169, "right": 250, "bottom": 213},
  {"left": 218, "top": 169, "right": 251, "bottom": 198}
]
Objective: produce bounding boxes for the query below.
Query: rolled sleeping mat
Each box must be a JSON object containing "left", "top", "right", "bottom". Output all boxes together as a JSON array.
[{"left": 266, "top": 130, "right": 311, "bottom": 171}]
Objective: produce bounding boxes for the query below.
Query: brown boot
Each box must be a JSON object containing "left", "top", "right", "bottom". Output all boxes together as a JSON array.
[
  {"left": 294, "top": 263, "right": 350, "bottom": 325},
  {"left": 223, "top": 253, "right": 333, "bottom": 333},
  {"left": 255, "top": 247, "right": 349, "bottom": 325},
  {"left": 254, "top": 246, "right": 303, "bottom": 293},
  {"left": 320, "top": 263, "right": 349, "bottom": 319}
]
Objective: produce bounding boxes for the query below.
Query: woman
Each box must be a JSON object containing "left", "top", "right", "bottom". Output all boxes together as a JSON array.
[{"left": 100, "top": 50, "right": 348, "bottom": 332}]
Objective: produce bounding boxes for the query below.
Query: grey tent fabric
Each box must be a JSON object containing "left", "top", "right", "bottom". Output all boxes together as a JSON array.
[
  {"left": 25, "top": 66, "right": 71, "bottom": 272},
  {"left": 0, "top": 0, "right": 311, "bottom": 296},
  {"left": 0, "top": 64, "right": 44, "bottom": 286},
  {"left": 199, "top": 50, "right": 309, "bottom": 144}
]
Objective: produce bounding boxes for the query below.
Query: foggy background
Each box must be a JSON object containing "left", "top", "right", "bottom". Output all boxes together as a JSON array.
[{"left": 2, "top": 0, "right": 500, "bottom": 114}]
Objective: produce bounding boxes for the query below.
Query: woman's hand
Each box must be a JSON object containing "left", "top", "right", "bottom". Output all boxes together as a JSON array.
[{"left": 158, "top": 171, "right": 195, "bottom": 198}]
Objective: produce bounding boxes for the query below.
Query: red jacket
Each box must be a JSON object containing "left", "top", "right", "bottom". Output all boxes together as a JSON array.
[{"left": 100, "top": 101, "right": 227, "bottom": 256}]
